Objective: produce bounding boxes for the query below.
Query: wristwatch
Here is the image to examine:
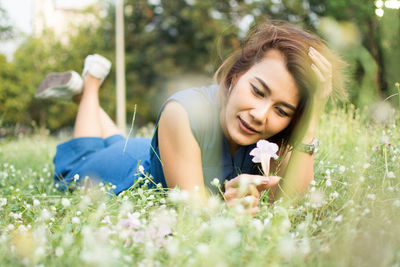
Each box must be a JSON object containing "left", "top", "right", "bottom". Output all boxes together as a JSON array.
[{"left": 295, "top": 137, "right": 319, "bottom": 155}]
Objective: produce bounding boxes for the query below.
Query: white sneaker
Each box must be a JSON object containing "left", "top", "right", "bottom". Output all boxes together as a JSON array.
[
  {"left": 35, "top": 71, "right": 83, "bottom": 100},
  {"left": 82, "top": 54, "right": 112, "bottom": 84}
]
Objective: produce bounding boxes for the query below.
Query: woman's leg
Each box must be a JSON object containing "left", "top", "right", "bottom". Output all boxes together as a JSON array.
[
  {"left": 99, "top": 107, "right": 124, "bottom": 138},
  {"left": 72, "top": 75, "right": 102, "bottom": 138},
  {"left": 73, "top": 91, "right": 123, "bottom": 138}
]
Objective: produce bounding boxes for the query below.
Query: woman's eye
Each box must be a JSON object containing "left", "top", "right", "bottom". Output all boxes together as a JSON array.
[
  {"left": 276, "top": 107, "right": 289, "bottom": 117},
  {"left": 251, "top": 84, "right": 264, "bottom": 97}
]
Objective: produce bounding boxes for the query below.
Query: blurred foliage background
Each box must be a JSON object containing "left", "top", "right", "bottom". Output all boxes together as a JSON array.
[{"left": 0, "top": 0, "right": 399, "bottom": 135}]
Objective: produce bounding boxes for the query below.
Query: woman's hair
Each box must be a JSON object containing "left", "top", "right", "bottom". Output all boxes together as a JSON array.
[{"left": 214, "top": 20, "right": 347, "bottom": 152}]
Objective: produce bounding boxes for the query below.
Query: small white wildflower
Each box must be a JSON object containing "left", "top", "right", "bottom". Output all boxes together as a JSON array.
[
  {"left": 168, "top": 190, "right": 190, "bottom": 203},
  {"left": 138, "top": 165, "right": 145, "bottom": 173},
  {"left": 310, "top": 180, "right": 316, "bottom": 186},
  {"left": 361, "top": 208, "right": 370, "bottom": 216},
  {"left": 326, "top": 179, "right": 332, "bottom": 187},
  {"left": 225, "top": 230, "right": 241, "bottom": 247},
  {"left": 35, "top": 246, "right": 45, "bottom": 257},
  {"left": 196, "top": 243, "right": 209, "bottom": 254},
  {"left": 366, "top": 194, "right": 376, "bottom": 201},
  {"left": 277, "top": 236, "right": 296, "bottom": 257},
  {"left": 393, "top": 200, "right": 400, "bottom": 207},
  {"left": 7, "top": 224, "right": 15, "bottom": 231},
  {"left": 310, "top": 187, "right": 316, "bottom": 192},
  {"left": 71, "top": 217, "right": 80, "bottom": 224},
  {"left": 381, "top": 135, "right": 390, "bottom": 145},
  {"left": 310, "top": 190, "right": 325, "bottom": 208},
  {"left": 359, "top": 176, "right": 365, "bottom": 182},
  {"left": 363, "top": 163, "right": 370, "bottom": 169},
  {"left": 61, "top": 198, "right": 71, "bottom": 208},
  {"left": 18, "top": 225, "right": 27, "bottom": 232},
  {"left": 76, "top": 211, "right": 81, "bottom": 216},
  {"left": 55, "top": 247, "right": 64, "bottom": 257},
  {"left": 330, "top": 191, "right": 339, "bottom": 199},
  {"left": 40, "top": 209, "right": 51, "bottom": 221},
  {"left": 333, "top": 214, "right": 343, "bottom": 222},
  {"left": 73, "top": 174, "right": 79, "bottom": 182},
  {"left": 339, "top": 166, "right": 346, "bottom": 173},
  {"left": 0, "top": 198, "right": 6, "bottom": 207},
  {"left": 387, "top": 171, "right": 395, "bottom": 179},
  {"left": 211, "top": 178, "right": 220, "bottom": 187},
  {"left": 33, "top": 199, "right": 40, "bottom": 206}
]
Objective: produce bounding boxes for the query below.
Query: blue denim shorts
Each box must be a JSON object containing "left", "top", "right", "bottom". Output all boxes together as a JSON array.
[{"left": 53, "top": 134, "right": 151, "bottom": 194}]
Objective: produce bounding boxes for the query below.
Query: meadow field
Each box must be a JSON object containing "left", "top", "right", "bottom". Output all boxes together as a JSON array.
[{"left": 0, "top": 105, "right": 399, "bottom": 267}]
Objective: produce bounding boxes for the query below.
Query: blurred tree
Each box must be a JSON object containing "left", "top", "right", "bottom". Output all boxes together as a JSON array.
[
  {"left": 1, "top": 0, "right": 398, "bottom": 134},
  {"left": 0, "top": 9, "right": 114, "bottom": 132},
  {"left": 0, "top": 6, "right": 13, "bottom": 40},
  {"left": 379, "top": 8, "right": 400, "bottom": 99}
]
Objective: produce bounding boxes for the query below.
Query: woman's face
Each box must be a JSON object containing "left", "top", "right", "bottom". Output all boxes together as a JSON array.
[{"left": 221, "top": 49, "right": 300, "bottom": 153}]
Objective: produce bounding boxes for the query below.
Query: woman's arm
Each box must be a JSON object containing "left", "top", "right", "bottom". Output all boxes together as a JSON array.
[
  {"left": 272, "top": 47, "right": 332, "bottom": 201},
  {"left": 158, "top": 101, "right": 207, "bottom": 196}
]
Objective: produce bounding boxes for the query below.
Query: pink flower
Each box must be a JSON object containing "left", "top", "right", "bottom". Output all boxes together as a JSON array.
[{"left": 249, "top": 140, "right": 279, "bottom": 176}]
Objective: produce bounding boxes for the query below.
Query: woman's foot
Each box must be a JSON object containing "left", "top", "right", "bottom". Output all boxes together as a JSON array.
[
  {"left": 35, "top": 54, "right": 111, "bottom": 101},
  {"left": 35, "top": 71, "right": 83, "bottom": 100},
  {"left": 82, "top": 54, "right": 112, "bottom": 84}
]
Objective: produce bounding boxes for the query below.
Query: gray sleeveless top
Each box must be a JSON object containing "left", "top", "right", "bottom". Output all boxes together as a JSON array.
[{"left": 149, "top": 85, "right": 258, "bottom": 194}]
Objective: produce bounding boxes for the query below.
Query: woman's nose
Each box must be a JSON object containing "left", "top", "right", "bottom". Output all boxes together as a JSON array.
[{"left": 249, "top": 103, "right": 271, "bottom": 124}]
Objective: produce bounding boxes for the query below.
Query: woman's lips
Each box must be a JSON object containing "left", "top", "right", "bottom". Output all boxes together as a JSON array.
[{"left": 238, "top": 117, "right": 259, "bottom": 134}]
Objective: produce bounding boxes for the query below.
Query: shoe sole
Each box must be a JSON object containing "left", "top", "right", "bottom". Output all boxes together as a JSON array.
[{"left": 35, "top": 71, "right": 73, "bottom": 98}]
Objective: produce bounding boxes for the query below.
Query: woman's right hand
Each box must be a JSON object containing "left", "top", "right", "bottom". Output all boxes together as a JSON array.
[{"left": 223, "top": 174, "right": 281, "bottom": 214}]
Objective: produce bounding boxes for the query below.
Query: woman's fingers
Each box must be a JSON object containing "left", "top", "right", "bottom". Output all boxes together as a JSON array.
[
  {"left": 224, "top": 187, "right": 238, "bottom": 201},
  {"left": 256, "top": 175, "right": 281, "bottom": 192},
  {"left": 311, "top": 63, "right": 326, "bottom": 82},
  {"left": 226, "top": 195, "right": 259, "bottom": 210},
  {"left": 225, "top": 174, "right": 270, "bottom": 190},
  {"left": 309, "top": 46, "right": 333, "bottom": 98}
]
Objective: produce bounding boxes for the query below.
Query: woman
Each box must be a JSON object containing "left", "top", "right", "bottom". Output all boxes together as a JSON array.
[{"left": 36, "top": 20, "right": 345, "bottom": 214}]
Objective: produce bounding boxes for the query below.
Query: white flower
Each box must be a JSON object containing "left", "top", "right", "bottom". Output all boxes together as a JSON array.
[
  {"left": 363, "top": 163, "right": 370, "bottom": 169},
  {"left": 329, "top": 191, "right": 339, "bottom": 199},
  {"left": 310, "top": 190, "right": 325, "bottom": 208},
  {"left": 211, "top": 178, "right": 220, "bottom": 187},
  {"left": 72, "top": 217, "right": 80, "bottom": 224},
  {"left": 326, "top": 179, "right": 332, "bottom": 187},
  {"left": 33, "top": 199, "right": 40, "bottom": 206},
  {"left": 333, "top": 215, "right": 343, "bottom": 222},
  {"left": 55, "top": 247, "right": 64, "bottom": 257},
  {"left": 393, "top": 200, "right": 400, "bottom": 207},
  {"left": 40, "top": 209, "right": 51, "bottom": 221},
  {"left": 73, "top": 174, "right": 79, "bottom": 182},
  {"left": 138, "top": 165, "right": 145, "bottom": 173},
  {"left": 359, "top": 176, "right": 365, "bottom": 182},
  {"left": 61, "top": 198, "right": 71, "bottom": 207},
  {"left": 387, "top": 171, "right": 395, "bottom": 179},
  {"left": 249, "top": 140, "right": 279, "bottom": 175},
  {"left": 338, "top": 166, "right": 346, "bottom": 173},
  {"left": 118, "top": 212, "right": 141, "bottom": 229},
  {"left": 366, "top": 194, "right": 376, "bottom": 200}
]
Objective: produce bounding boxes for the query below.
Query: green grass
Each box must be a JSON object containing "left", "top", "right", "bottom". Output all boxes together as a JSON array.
[{"left": 0, "top": 105, "right": 399, "bottom": 267}]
